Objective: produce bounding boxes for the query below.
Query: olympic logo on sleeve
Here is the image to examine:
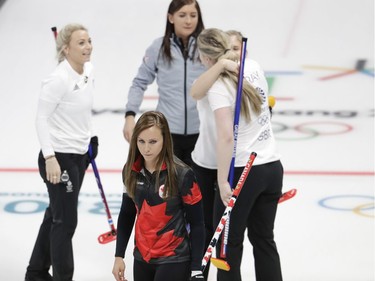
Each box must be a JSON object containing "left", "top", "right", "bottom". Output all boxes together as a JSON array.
[
  {"left": 318, "top": 195, "right": 374, "bottom": 218},
  {"left": 272, "top": 121, "right": 353, "bottom": 140}
]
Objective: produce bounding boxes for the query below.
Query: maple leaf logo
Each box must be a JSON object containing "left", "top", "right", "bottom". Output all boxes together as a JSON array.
[
  {"left": 182, "top": 182, "right": 202, "bottom": 204},
  {"left": 135, "top": 200, "right": 184, "bottom": 262}
]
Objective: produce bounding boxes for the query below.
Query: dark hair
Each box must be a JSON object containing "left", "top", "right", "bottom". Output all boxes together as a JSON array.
[
  {"left": 161, "top": 0, "right": 204, "bottom": 64},
  {"left": 123, "top": 111, "right": 182, "bottom": 199}
]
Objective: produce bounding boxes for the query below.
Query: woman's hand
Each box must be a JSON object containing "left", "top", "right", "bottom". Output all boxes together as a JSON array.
[
  {"left": 218, "top": 181, "right": 233, "bottom": 206},
  {"left": 123, "top": 116, "right": 135, "bottom": 142},
  {"left": 45, "top": 156, "right": 61, "bottom": 184},
  {"left": 222, "top": 59, "right": 239, "bottom": 74},
  {"left": 112, "top": 257, "right": 127, "bottom": 281}
]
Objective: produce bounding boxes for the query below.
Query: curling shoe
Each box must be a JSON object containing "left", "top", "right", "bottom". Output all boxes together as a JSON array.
[{"left": 24, "top": 272, "right": 53, "bottom": 281}]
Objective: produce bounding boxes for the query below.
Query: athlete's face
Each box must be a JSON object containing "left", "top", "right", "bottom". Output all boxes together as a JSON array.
[
  {"left": 64, "top": 29, "right": 92, "bottom": 72},
  {"left": 229, "top": 35, "right": 242, "bottom": 57},
  {"left": 168, "top": 3, "right": 198, "bottom": 43},
  {"left": 229, "top": 34, "right": 248, "bottom": 58},
  {"left": 137, "top": 126, "right": 164, "bottom": 170}
]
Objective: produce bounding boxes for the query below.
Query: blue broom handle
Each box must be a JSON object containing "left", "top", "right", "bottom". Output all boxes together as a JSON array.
[
  {"left": 220, "top": 38, "right": 248, "bottom": 258},
  {"left": 228, "top": 37, "right": 248, "bottom": 187}
]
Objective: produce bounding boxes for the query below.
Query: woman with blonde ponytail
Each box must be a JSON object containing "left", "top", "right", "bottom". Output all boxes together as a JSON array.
[{"left": 191, "top": 28, "right": 284, "bottom": 281}]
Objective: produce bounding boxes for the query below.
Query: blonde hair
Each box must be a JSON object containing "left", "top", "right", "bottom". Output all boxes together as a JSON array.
[
  {"left": 226, "top": 30, "right": 243, "bottom": 43},
  {"left": 197, "top": 28, "right": 262, "bottom": 121},
  {"left": 55, "top": 23, "right": 88, "bottom": 63}
]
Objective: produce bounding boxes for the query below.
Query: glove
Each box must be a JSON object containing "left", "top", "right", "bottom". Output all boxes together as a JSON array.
[
  {"left": 86, "top": 136, "right": 99, "bottom": 168},
  {"left": 89, "top": 136, "right": 99, "bottom": 160},
  {"left": 190, "top": 271, "right": 204, "bottom": 280}
]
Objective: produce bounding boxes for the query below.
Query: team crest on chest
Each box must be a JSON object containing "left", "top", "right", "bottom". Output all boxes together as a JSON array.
[{"left": 158, "top": 184, "right": 167, "bottom": 198}]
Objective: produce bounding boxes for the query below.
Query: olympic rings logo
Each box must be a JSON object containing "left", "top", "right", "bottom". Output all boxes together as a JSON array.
[
  {"left": 318, "top": 195, "right": 374, "bottom": 218},
  {"left": 258, "top": 114, "right": 269, "bottom": 126},
  {"left": 272, "top": 121, "right": 353, "bottom": 140}
]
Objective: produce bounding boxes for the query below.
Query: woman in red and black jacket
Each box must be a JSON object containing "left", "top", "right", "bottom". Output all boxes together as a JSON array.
[{"left": 112, "top": 111, "right": 205, "bottom": 281}]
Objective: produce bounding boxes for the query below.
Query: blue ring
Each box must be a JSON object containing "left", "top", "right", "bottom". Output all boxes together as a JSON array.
[{"left": 318, "top": 195, "right": 374, "bottom": 211}]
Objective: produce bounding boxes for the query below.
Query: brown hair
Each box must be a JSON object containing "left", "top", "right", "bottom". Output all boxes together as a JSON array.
[
  {"left": 123, "top": 111, "right": 181, "bottom": 199},
  {"left": 161, "top": 0, "right": 204, "bottom": 64}
]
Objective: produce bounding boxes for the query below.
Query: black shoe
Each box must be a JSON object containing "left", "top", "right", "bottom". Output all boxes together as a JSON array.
[{"left": 25, "top": 272, "right": 53, "bottom": 281}]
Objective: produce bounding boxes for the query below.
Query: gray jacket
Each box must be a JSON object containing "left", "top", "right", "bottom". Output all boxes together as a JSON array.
[{"left": 125, "top": 35, "right": 206, "bottom": 135}]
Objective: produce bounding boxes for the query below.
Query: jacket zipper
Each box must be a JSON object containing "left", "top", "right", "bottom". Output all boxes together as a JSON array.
[{"left": 182, "top": 42, "right": 191, "bottom": 136}]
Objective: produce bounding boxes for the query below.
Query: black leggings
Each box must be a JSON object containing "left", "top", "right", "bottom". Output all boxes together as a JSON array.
[
  {"left": 26, "top": 151, "right": 88, "bottom": 281},
  {"left": 133, "top": 259, "right": 190, "bottom": 281},
  {"left": 214, "top": 161, "right": 284, "bottom": 281},
  {"left": 190, "top": 161, "right": 216, "bottom": 280},
  {"left": 171, "top": 133, "right": 199, "bottom": 166}
]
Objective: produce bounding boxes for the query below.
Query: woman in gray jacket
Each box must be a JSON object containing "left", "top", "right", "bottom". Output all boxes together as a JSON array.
[{"left": 123, "top": 0, "right": 206, "bottom": 166}]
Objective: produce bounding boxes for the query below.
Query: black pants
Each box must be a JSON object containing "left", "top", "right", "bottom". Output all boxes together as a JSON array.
[
  {"left": 171, "top": 133, "right": 199, "bottom": 166},
  {"left": 26, "top": 151, "right": 87, "bottom": 281},
  {"left": 191, "top": 161, "right": 217, "bottom": 280},
  {"left": 214, "top": 161, "right": 284, "bottom": 281},
  {"left": 133, "top": 259, "right": 190, "bottom": 281}
]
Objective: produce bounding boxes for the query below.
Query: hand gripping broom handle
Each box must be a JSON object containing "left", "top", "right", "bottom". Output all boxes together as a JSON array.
[{"left": 202, "top": 152, "right": 257, "bottom": 272}]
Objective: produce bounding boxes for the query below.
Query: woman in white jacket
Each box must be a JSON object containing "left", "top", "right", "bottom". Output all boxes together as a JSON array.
[
  {"left": 191, "top": 28, "right": 284, "bottom": 281},
  {"left": 25, "top": 23, "right": 98, "bottom": 281}
]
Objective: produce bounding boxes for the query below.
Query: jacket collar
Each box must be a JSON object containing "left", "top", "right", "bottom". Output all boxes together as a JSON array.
[{"left": 131, "top": 155, "right": 167, "bottom": 173}]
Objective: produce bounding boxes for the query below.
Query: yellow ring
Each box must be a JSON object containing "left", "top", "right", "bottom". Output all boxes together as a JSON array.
[{"left": 353, "top": 203, "right": 374, "bottom": 218}]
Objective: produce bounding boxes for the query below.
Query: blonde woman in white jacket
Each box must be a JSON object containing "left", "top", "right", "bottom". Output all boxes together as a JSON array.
[
  {"left": 191, "top": 28, "right": 284, "bottom": 281},
  {"left": 25, "top": 23, "right": 98, "bottom": 281}
]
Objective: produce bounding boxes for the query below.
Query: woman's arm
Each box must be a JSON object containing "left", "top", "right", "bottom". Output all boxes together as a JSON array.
[
  {"left": 114, "top": 193, "right": 136, "bottom": 257},
  {"left": 123, "top": 40, "right": 159, "bottom": 141},
  {"left": 184, "top": 201, "right": 205, "bottom": 271},
  {"left": 180, "top": 169, "right": 205, "bottom": 271},
  {"left": 190, "top": 59, "right": 238, "bottom": 100},
  {"left": 214, "top": 107, "right": 234, "bottom": 206},
  {"left": 36, "top": 76, "right": 66, "bottom": 184},
  {"left": 112, "top": 193, "right": 135, "bottom": 281}
]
